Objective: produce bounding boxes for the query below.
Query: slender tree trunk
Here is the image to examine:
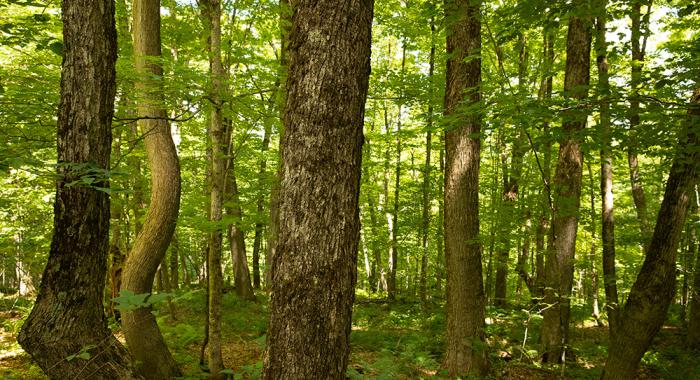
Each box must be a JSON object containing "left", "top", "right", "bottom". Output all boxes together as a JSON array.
[
  {"left": 200, "top": 0, "right": 226, "bottom": 375},
  {"left": 17, "top": 1, "right": 139, "bottom": 377},
  {"left": 261, "top": 0, "right": 373, "bottom": 377},
  {"left": 170, "top": 233, "right": 180, "bottom": 290},
  {"left": 596, "top": 5, "right": 620, "bottom": 335},
  {"left": 121, "top": 0, "right": 182, "bottom": 377},
  {"left": 420, "top": 14, "right": 436, "bottom": 308},
  {"left": 435, "top": 133, "right": 445, "bottom": 293},
  {"left": 363, "top": 136, "right": 382, "bottom": 293},
  {"left": 540, "top": 3, "right": 592, "bottom": 363},
  {"left": 443, "top": 0, "right": 488, "bottom": 376},
  {"left": 587, "top": 163, "right": 603, "bottom": 326},
  {"left": 602, "top": 89, "right": 700, "bottom": 379},
  {"left": 627, "top": 0, "right": 652, "bottom": 250},
  {"left": 227, "top": 162, "right": 256, "bottom": 301}
]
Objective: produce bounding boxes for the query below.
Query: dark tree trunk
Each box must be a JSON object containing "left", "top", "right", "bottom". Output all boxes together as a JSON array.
[
  {"left": 688, "top": 198, "right": 700, "bottom": 346},
  {"left": 261, "top": 0, "right": 373, "bottom": 378},
  {"left": 17, "top": 1, "right": 139, "bottom": 378},
  {"left": 442, "top": 0, "right": 488, "bottom": 376},
  {"left": 120, "top": 0, "right": 182, "bottom": 377},
  {"left": 602, "top": 89, "right": 700, "bottom": 379},
  {"left": 540, "top": 2, "right": 592, "bottom": 363}
]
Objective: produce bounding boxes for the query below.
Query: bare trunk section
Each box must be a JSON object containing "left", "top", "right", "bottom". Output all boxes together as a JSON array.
[
  {"left": 443, "top": 0, "right": 488, "bottom": 376},
  {"left": 602, "top": 89, "right": 700, "bottom": 379},
  {"left": 121, "top": 0, "right": 182, "bottom": 378},
  {"left": 200, "top": 0, "right": 226, "bottom": 375},
  {"left": 688, "top": 192, "right": 700, "bottom": 346},
  {"left": 627, "top": 0, "right": 652, "bottom": 250},
  {"left": 17, "top": 1, "right": 139, "bottom": 377},
  {"left": 420, "top": 15, "right": 436, "bottom": 308},
  {"left": 226, "top": 163, "right": 256, "bottom": 301},
  {"left": 261, "top": 0, "right": 373, "bottom": 378},
  {"left": 595, "top": 6, "right": 620, "bottom": 335},
  {"left": 540, "top": 4, "right": 591, "bottom": 363}
]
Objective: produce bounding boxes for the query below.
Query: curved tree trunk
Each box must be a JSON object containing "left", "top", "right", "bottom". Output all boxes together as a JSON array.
[
  {"left": 261, "top": 0, "right": 373, "bottom": 377},
  {"left": 17, "top": 1, "right": 139, "bottom": 378},
  {"left": 602, "top": 89, "right": 700, "bottom": 379},
  {"left": 120, "top": 0, "right": 182, "bottom": 378},
  {"left": 540, "top": 2, "right": 592, "bottom": 363},
  {"left": 442, "top": 0, "right": 488, "bottom": 376}
]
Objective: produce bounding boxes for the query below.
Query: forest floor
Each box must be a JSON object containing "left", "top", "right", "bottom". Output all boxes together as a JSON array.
[{"left": 0, "top": 290, "right": 698, "bottom": 379}]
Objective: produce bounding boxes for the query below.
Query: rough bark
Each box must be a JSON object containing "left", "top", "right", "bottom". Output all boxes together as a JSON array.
[
  {"left": 200, "top": 0, "right": 226, "bottom": 375},
  {"left": 688, "top": 195, "right": 700, "bottom": 346},
  {"left": 595, "top": 6, "right": 620, "bottom": 334},
  {"left": 442, "top": 0, "right": 488, "bottom": 376},
  {"left": 17, "top": 1, "right": 139, "bottom": 378},
  {"left": 602, "top": 89, "right": 700, "bottom": 379},
  {"left": 540, "top": 3, "right": 592, "bottom": 363},
  {"left": 261, "top": 0, "right": 373, "bottom": 378},
  {"left": 120, "top": 0, "right": 182, "bottom": 377}
]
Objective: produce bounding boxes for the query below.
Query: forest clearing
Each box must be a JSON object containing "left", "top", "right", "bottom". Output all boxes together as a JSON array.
[{"left": 0, "top": 0, "right": 699, "bottom": 379}]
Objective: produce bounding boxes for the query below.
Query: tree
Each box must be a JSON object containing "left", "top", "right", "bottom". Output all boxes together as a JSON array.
[
  {"left": 261, "top": 0, "right": 374, "bottom": 377},
  {"left": 442, "top": 0, "right": 489, "bottom": 376},
  {"left": 540, "top": 0, "right": 592, "bottom": 363},
  {"left": 120, "top": 0, "right": 182, "bottom": 377},
  {"left": 16, "top": 1, "right": 139, "bottom": 378},
  {"left": 602, "top": 88, "right": 700, "bottom": 379},
  {"left": 200, "top": 0, "right": 226, "bottom": 375}
]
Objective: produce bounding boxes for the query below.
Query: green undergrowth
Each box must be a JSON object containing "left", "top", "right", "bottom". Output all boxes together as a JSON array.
[{"left": 1, "top": 291, "right": 699, "bottom": 379}]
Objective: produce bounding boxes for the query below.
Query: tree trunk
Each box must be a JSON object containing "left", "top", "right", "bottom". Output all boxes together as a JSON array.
[
  {"left": 627, "top": 0, "right": 652, "bottom": 250},
  {"left": 170, "top": 233, "right": 180, "bottom": 290},
  {"left": 442, "top": 0, "right": 488, "bottom": 376},
  {"left": 687, "top": 194, "right": 700, "bottom": 346},
  {"left": 17, "top": 1, "right": 139, "bottom": 377},
  {"left": 595, "top": 5, "right": 620, "bottom": 335},
  {"left": 261, "top": 0, "right": 373, "bottom": 378},
  {"left": 587, "top": 163, "right": 603, "bottom": 326},
  {"left": 419, "top": 14, "right": 436, "bottom": 308},
  {"left": 227, "top": 164, "right": 256, "bottom": 301},
  {"left": 540, "top": 3, "right": 591, "bottom": 363},
  {"left": 436, "top": 132, "right": 445, "bottom": 293},
  {"left": 602, "top": 89, "right": 700, "bottom": 379},
  {"left": 120, "top": 0, "right": 182, "bottom": 377},
  {"left": 200, "top": 0, "right": 226, "bottom": 375}
]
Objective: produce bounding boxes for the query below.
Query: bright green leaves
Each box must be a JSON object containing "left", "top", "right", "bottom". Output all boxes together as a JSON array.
[{"left": 112, "top": 290, "right": 172, "bottom": 312}]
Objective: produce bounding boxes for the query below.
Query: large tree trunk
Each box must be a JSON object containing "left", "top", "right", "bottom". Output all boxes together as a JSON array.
[
  {"left": 687, "top": 195, "right": 700, "bottom": 346},
  {"left": 261, "top": 0, "right": 373, "bottom": 378},
  {"left": 200, "top": 0, "right": 226, "bottom": 375},
  {"left": 540, "top": 2, "right": 592, "bottom": 363},
  {"left": 17, "top": 1, "right": 139, "bottom": 378},
  {"left": 442, "top": 0, "right": 488, "bottom": 376},
  {"left": 120, "top": 0, "right": 182, "bottom": 378},
  {"left": 595, "top": 5, "right": 620, "bottom": 334},
  {"left": 602, "top": 89, "right": 700, "bottom": 379}
]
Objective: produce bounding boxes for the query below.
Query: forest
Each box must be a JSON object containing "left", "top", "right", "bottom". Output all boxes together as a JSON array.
[{"left": 0, "top": 0, "right": 699, "bottom": 378}]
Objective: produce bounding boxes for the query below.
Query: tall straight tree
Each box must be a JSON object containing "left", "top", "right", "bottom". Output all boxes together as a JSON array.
[
  {"left": 540, "top": 0, "right": 592, "bottom": 363},
  {"left": 595, "top": 1, "right": 620, "bottom": 334},
  {"left": 602, "top": 89, "right": 700, "bottom": 379},
  {"left": 261, "top": 0, "right": 374, "bottom": 378},
  {"left": 442, "top": 0, "right": 488, "bottom": 376},
  {"left": 627, "top": 0, "right": 653, "bottom": 248},
  {"left": 17, "top": 1, "right": 139, "bottom": 378},
  {"left": 120, "top": 0, "right": 182, "bottom": 377},
  {"left": 200, "top": 0, "right": 226, "bottom": 376}
]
